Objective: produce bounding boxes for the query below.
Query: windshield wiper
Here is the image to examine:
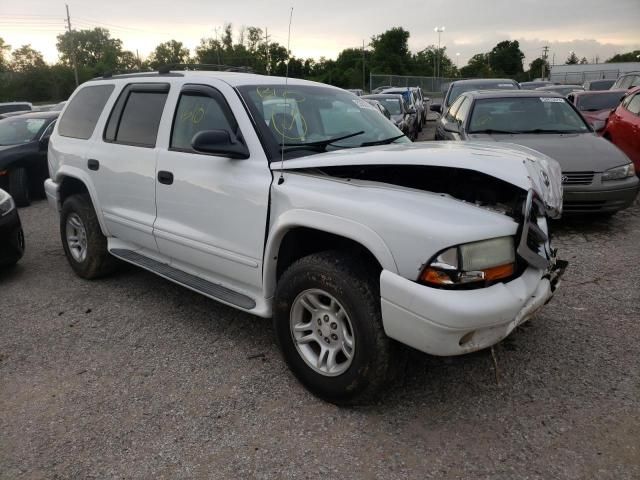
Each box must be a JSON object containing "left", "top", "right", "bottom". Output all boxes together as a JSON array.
[
  {"left": 359, "top": 134, "right": 406, "bottom": 147},
  {"left": 469, "top": 128, "right": 517, "bottom": 134},
  {"left": 280, "top": 131, "right": 365, "bottom": 153}
]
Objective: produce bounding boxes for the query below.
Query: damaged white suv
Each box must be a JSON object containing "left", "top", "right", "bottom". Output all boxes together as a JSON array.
[{"left": 45, "top": 72, "right": 566, "bottom": 404}]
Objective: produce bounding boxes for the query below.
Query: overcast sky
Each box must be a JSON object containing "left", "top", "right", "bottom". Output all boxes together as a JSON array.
[{"left": 2, "top": 0, "right": 639, "bottom": 68}]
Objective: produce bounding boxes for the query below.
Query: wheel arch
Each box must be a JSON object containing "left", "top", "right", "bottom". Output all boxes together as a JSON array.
[
  {"left": 55, "top": 167, "right": 110, "bottom": 235},
  {"left": 263, "top": 210, "right": 398, "bottom": 298}
]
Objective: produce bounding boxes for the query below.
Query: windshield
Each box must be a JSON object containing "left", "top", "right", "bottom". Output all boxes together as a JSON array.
[
  {"left": 468, "top": 97, "right": 590, "bottom": 134},
  {"left": 238, "top": 84, "right": 408, "bottom": 159},
  {"left": 0, "top": 117, "right": 47, "bottom": 145},
  {"left": 447, "top": 82, "right": 517, "bottom": 106},
  {"left": 576, "top": 92, "right": 623, "bottom": 111}
]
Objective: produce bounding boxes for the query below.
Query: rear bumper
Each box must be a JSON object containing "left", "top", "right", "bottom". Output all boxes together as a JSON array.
[
  {"left": 562, "top": 179, "right": 639, "bottom": 213},
  {"left": 380, "top": 262, "right": 566, "bottom": 356},
  {"left": 44, "top": 178, "right": 61, "bottom": 212}
]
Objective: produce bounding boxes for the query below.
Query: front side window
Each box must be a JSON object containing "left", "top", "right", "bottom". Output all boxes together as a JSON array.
[
  {"left": 454, "top": 97, "right": 471, "bottom": 124},
  {"left": 171, "top": 93, "right": 237, "bottom": 150},
  {"left": 58, "top": 84, "right": 114, "bottom": 139},
  {"left": 0, "top": 117, "right": 47, "bottom": 145},
  {"left": 445, "top": 96, "right": 465, "bottom": 123},
  {"left": 238, "top": 84, "right": 407, "bottom": 159},
  {"left": 468, "top": 97, "right": 590, "bottom": 134}
]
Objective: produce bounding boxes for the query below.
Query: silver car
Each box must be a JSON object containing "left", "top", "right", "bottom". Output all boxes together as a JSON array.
[{"left": 435, "top": 90, "right": 639, "bottom": 215}]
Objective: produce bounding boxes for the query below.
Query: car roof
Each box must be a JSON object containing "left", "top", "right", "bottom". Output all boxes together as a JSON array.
[
  {"left": 87, "top": 70, "right": 334, "bottom": 89},
  {"left": 450, "top": 78, "right": 517, "bottom": 86},
  {"left": 362, "top": 94, "right": 404, "bottom": 100},
  {"left": 571, "top": 89, "right": 627, "bottom": 97},
  {"left": 462, "top": 90, "right": 565, "bottom": 99},
  {"left": 1, "top": 111, "right": 60, "bottom": 120},
  {"left": 536, "top": 84, "right": 583, "bottom": 90}
]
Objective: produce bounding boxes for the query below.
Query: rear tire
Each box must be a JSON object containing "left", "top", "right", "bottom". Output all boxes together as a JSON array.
[
  {"left": 60, "top": 194, "right": 117, "bottom": 279},
  {"left": 8, "top": 168, "right": 31, "bottom": 207},
  {"left": 274, "top": 251, "right": 399, "bottom": 405}
]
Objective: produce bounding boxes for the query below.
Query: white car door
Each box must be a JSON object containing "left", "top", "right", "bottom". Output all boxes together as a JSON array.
[
  {"left": 88, "top": 82, "right": 170, "bottom": 252},
  {"left": 153, "top": 81, "right": 272, "bottom": 305}
]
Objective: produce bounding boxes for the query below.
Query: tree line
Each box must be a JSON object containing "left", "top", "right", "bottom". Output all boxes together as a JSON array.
[{"left": 1, "top": 25, "right": 638, "bottom": 102}]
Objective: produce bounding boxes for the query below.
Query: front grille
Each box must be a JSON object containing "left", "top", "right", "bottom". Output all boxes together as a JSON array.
[
  {"left": 563, "top": 200, "right": 606, "bottom": 212},
  {"left": 562, "top": 171, "right": 595, "bottom": 185}
]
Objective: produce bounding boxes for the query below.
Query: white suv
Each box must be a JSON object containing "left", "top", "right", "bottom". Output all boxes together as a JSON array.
[{"left": 45, "top": 71, "right": 566, "bottom": 404}]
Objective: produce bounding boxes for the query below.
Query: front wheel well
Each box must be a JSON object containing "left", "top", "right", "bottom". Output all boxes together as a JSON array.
[
  {"left": 275, "top": 227, "right": 383, "bottom": 282},
  {"left": 59, "top": 176, "right": 89, "bottom": 204}
]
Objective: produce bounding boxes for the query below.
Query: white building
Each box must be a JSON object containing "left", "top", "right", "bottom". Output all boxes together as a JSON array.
[{"left": 549, "top": 62, "right": 640, "bottom": 84}]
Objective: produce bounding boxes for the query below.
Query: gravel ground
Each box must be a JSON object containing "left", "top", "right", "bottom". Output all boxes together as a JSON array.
[{"left": 1, "top": 127, "right": 639, "bottom": 478}]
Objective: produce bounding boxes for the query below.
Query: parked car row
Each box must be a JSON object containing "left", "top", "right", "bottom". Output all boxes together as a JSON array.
[
  {"left": 433, "top": 89, "right": 639, "bottom": 215},
  {"left": 0, "top": 101, "right": 66, "bottom": 119}
]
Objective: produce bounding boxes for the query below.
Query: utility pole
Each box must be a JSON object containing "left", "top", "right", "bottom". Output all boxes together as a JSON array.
[
  {"left": 65, "top": 4, "right": 79, "bottom": 86},
  {"left": 265, "top": 27, "right": 271, "bottom": 75},
  {"left": 541, "top": 45, "right": 550, "bottom": 79},
  {"left": 362, "top": 39, "right": 365, "bottom": 91}
]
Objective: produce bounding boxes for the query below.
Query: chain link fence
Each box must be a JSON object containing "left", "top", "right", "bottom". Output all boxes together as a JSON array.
[
  {"left": 369, "top": 74, "right": 464, "bottom": 97},
  {"left": 549, "top": 69, "right": 623, "bottom": 85}
]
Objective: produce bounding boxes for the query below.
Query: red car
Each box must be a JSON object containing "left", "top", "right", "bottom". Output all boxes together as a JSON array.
[
  {"left": 568, "top": 89, "right": 627, "bottom": 133},
  {"left": 602, "top": 86, "right": 640, "bottom": 174}
]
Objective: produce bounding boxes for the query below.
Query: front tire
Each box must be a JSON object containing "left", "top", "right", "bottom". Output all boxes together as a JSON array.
[
  {"left": 60, "top": 194, "right": 117, "bottom": 279},
  {"left": 8, "top": 168, "right": 31, "bottom": 207},
  {"left": 274, "top": 251, "right": 398, "bottom": 405}
]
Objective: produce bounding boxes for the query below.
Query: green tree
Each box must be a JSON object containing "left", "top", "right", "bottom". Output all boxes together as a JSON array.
[
  {"left": 488, "top": 40, "right": 524, "bottom": 76},
  {"left": 370, "top": 27, "right": 411, "bottom": 75},
  {"left": 10, "top": 44, "right": 46, "bottom": 72},
  {"left": 460, "top": 53, "right": 492, "bottom": 78},
  {"left": 56, "top": 28, "right": 128, "bottom": 72},
  {"left": 528, "top": 57, "right": 550, "bottom": 79},
  {"left": 0, "top": 38, "right": 11, "bottom": 72},
  {"left": 579, "top": 57, "right": 588, "bottom": 65},
  {"left": 605, "top": 50, "right": 640, "bottom": 62},
  {"left": 246, "top": 27, "right": 263, "bottom": 52},
  {"left": 412, "top": 46, "right": 455, "bottom": 77},
  {"left": 149, "top": 40, "right": 189, "bottom": 68},
  {"left": 566, "top": 52, "right": 579, "bottom": 64}
]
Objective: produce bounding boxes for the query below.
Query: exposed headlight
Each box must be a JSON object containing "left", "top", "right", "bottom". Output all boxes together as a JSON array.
[
  {"left": 602, "top": 163, "right": 635, "bottom": 181},
  {"left": 419, "top": 236, "right": 516, "bottom": 288},
  {"left": 0, "top": 189, "right": 15, "bottom": 216}
]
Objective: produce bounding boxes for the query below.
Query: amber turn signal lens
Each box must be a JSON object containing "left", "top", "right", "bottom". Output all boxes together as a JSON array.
[
  {"left": 420, "top": 268, "right": 454, "bottom": 285},
  {"left": 483, "top": 263, "right": 515, "bottom": 281}
]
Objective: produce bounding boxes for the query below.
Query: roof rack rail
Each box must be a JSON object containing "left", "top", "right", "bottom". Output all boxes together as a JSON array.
[{"left": 157, "top": 63, "right": 255, "bottom": 74}]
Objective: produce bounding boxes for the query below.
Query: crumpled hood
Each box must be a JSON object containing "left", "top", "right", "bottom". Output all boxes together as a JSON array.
[
  {"left": 272, "top": 141, "right": 563, "bottom": 217},
  {"left": 468, "top": 132, "right": 630, "bottom": 172}
]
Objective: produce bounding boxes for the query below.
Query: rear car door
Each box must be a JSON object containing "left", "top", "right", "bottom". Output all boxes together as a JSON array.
[
  {"left": 153, "top": 81, "right": 272, "bottom": 302},
  {"left": 88, "top": 82, "right": 169, "bottom": 252}
]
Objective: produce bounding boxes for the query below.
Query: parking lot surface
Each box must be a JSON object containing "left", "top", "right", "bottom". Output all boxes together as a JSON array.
[{"left": 1, "top": 137, "right": 639, "bottom": 478}]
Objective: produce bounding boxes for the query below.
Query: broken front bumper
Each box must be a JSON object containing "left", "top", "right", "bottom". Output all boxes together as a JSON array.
[
  {"left": 380, "top": 189, "right": 567, "bottom": 356},
  {"left": 380, "top": 259, "right": 566, "bottom": 356}
]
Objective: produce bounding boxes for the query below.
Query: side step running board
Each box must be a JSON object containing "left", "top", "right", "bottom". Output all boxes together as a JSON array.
[{"left": 110, "top": 249, "right": 256, "bottom": 310}]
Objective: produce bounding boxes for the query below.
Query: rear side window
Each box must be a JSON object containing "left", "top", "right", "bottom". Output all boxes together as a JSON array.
[
  {"left": 104, "top": 83, "right": 169, "bottom": 147},
  {"left": 58, "top": 85, "right": 114, "bottom": 139}
]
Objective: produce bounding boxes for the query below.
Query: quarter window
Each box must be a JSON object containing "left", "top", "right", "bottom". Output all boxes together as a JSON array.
[
  {"left": 170, "top": 92, "right": 237, "bottom": 151},
  {"left": 58, "top": 84, "right": 114, "bottom": 139}
]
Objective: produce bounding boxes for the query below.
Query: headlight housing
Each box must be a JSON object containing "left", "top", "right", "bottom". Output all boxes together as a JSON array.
[
  {"left": 602, "top": 163, "right": 635, "bottom": 181},
  {"left": 0, "top": 189, "right": 15, "bottom": 216},
  {"left": 419, "top": 236, "right": 516, "bottom": 289}
]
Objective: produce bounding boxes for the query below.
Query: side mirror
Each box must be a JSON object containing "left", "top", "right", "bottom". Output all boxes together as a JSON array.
[
  {"left": 444, "top": 122, "right": 460, "bottom": 133},
  {"left": 407, "top": 106, "right": 417, "bottom": 115},
  {"left": 191, "top": 129, "right": 250, "bottom": 159},
  {"left": 430, "top": 103, "right": 442, "bottom": 113}
]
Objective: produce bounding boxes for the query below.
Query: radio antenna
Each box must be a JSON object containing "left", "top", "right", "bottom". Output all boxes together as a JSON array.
[{"left": 278, "top": 7, "right": 294, "bottom": 185}]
